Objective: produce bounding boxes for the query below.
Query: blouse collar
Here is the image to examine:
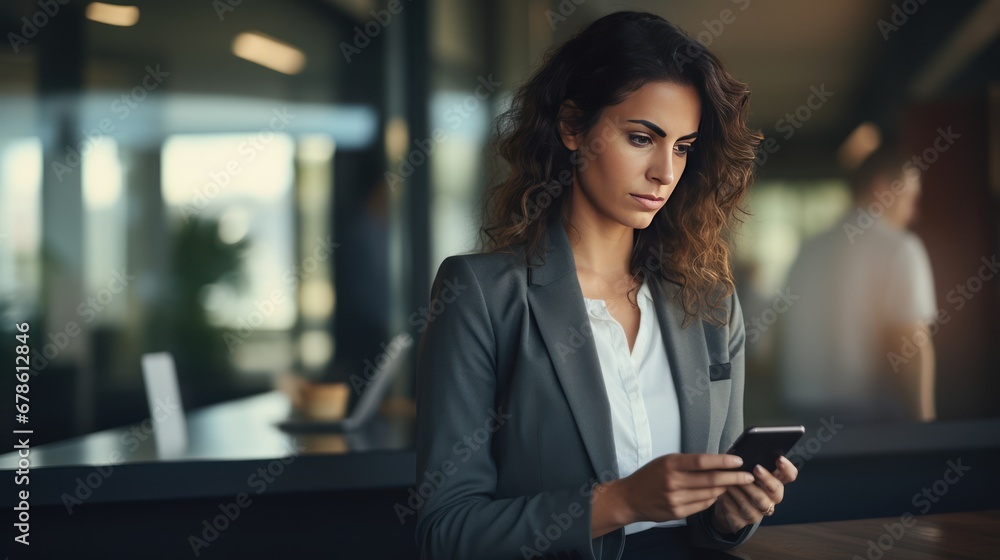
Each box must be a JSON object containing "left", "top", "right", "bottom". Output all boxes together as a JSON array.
[{"left": 583, "top": 277, "right": 652, "bottom": 317}]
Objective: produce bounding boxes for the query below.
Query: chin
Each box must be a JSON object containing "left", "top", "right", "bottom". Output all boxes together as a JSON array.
[{"left": 619, "top": 212, "right": 657, "bottom": 230}]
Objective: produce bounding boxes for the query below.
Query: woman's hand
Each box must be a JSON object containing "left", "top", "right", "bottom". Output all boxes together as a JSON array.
[
  {"left": 710, "top": 455, "right": 799, "bottom": 535},
  {"left": 617, "top": 453, "right": 756, "bottom": 526}
]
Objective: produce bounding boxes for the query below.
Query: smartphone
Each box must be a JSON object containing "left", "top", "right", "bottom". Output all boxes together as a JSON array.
[{"left": 724, "top": 426, "right": 805, "bottom": 473}]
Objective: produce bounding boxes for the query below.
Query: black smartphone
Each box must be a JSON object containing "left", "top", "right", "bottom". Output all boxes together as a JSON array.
[{"left": 724, "top": 426, "right": 805, "bottom": 473}]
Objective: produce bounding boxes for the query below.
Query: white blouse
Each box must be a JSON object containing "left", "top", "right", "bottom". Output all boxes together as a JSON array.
[{"left": 582, "top": 278, "right": 685, "bottom": 535}]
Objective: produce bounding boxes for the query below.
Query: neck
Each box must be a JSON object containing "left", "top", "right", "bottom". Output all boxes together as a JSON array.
[{"left": 562, "top": 188, "right": 634, "bottom": 277}]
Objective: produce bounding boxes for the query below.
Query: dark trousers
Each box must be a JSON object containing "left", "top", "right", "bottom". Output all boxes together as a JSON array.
[
  {"left": 621, "top": 527, "right": 742, "bottom": 559},
  {"left": 622, "top": 527, "right": 695, "bottom": 559}
]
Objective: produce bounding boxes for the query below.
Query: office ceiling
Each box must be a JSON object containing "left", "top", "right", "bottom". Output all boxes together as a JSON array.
[
  {"left": 0, "top": 0, "right": 995, "bottom": 176},
  {"left": 565, "top": 0, "right": 997, "bottom": 166},
  {"left": 591, "top": 0, "right": 886, "bottom": 134}
]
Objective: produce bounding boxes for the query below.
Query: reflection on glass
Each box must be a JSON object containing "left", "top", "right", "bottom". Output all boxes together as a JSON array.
[
  {"left": 734, "top": 180, "right": 852, "bottom": 427},
  {"left": 161, "top": 133, "right": 296, "bottom": 330},
  {"left": 0, "top": 138, "right": 42, "bottom": 321},
  {"left": 83, "top": 138, "right": 126, "bottom": 323}
]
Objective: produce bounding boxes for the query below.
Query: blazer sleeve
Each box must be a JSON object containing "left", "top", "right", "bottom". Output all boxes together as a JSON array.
[
  {"left": 414, "top": 256, "right": 599, "bottom": 560},
  {"left": 686, "top": 289, "right": 763, "bottom": 550}
]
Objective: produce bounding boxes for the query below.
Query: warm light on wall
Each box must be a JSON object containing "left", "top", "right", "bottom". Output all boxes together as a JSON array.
[
  {"left": 384, "top": 117, "right": 409, "bottom": 162},
  {"left": 85, "top": 2, "right": 140, "bottom": 27},
  {"left": 232, "top": 31, "right": 306, "bottom": 75}
]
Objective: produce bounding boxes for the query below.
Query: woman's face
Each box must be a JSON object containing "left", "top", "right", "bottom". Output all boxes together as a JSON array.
[{"left": 559, "top": 80, "right": 702, "bottom": 230}]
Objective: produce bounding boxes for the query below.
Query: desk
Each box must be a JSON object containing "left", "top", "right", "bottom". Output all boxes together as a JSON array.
[
  {"left": 1, "top": 390, "right": 420, "bottom": 558},
  {"left": 0, "top": 390, "right": 415, "bottom": 507},
  {"left": 729, "top": 510, "right": 1000, "bottom": 559}
]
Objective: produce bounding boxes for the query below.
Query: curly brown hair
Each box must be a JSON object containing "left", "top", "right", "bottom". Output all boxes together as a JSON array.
[{"left": 476, "top": 11, "right": 761, "bottom": 327}]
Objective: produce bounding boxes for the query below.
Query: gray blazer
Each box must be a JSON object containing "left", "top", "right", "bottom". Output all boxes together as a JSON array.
[{"left": 414, "top": 214, "right": 760, "bottom": 559}]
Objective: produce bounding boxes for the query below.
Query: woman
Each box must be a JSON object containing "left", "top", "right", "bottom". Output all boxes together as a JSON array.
[{"left": 414, "top": 11, "right": 797, "bottom": 560}]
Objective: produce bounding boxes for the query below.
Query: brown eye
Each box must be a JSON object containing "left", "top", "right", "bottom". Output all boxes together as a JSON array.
[
  {"left": 628, "top": 134, "right": 651, "bottom": 147},
  {"left": 675, "top": 144, "right": 695, "bottom": 156}
]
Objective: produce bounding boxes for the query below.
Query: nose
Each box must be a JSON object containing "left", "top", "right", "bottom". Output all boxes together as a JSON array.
[{"left": 648, "top": 149, "right": 675, "bottom": 187}]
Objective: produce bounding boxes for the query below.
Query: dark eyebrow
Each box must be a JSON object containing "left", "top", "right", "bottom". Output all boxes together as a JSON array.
[
  {"left": 627, "top": 119, "right": 665, "bottom": 138},
  {"left": 627, "top": 119, "right": 698, "bottom": 141}
]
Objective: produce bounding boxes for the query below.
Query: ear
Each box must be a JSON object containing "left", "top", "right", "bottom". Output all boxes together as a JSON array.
[{"left": 557, "top": 99, "right": 583, "bottom": 151}]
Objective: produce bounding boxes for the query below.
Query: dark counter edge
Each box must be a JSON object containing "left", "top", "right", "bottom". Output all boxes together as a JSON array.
[
  {"left": 4, "top": 418, "right": 1000, "bottom": 509},
  {"left": 2, "top": 449, "right": 415, "bottom": 508}
]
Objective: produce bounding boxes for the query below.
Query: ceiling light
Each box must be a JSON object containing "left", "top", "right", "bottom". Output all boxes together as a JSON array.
[
  {"left": 232, "top": 31, "right": 306, "bottom": 75},
  {"left": 86, "top": 3, "right": 140, "bottom": 27}
]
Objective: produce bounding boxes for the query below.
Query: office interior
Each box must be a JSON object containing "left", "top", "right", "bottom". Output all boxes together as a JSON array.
[{"left": 0, "top": 0, "right": 998, "bottom": 557}]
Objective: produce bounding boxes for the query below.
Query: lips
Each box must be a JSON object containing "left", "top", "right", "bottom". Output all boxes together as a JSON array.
[{"left": 630, "top": 193, "right": 665, "bottom": 210}]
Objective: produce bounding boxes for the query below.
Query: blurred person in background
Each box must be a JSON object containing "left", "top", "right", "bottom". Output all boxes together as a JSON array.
[{"left": 777, "top": 145, "right": 937, "bottom": 426}]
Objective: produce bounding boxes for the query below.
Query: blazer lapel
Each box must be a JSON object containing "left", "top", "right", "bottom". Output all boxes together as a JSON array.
[
  {"left": 527, "top": 216, "right": 619, "bottom": 480},
  {"left": 647, "top": 277, "right": 711, "bottom": 455},
  {"left": 525, "top": 214, "right": 713, "bottom": 481}
]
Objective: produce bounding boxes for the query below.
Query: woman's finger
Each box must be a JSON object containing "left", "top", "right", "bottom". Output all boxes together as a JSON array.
[
  {"left": 774, "top": 456, "right": 799, "bottom": 483},
  {"left": 730, "top": 482, "right": 772, "bottom": 513},
  {"left": 665, "top": 486, "right": 728, "bottom": 510},
  {"left": 679, "top": 496, "right": 721, "bottom": 520},
  {"left": 730, "top": 482, "right": 768, "bottom": 511},
  {"left": 715, "top": 492, "right": 746, "bottom": 531},
  {"left": 721, "top": 485, "right": 763, "bottom": 524},
  {"left": 751, "top": 464, "right": 785, "bottom": 503}
]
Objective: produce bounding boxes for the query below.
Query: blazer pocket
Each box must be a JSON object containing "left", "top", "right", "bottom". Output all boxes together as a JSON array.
[{"left": 709, "top": 362, "right": 732, "bottom": 382}]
